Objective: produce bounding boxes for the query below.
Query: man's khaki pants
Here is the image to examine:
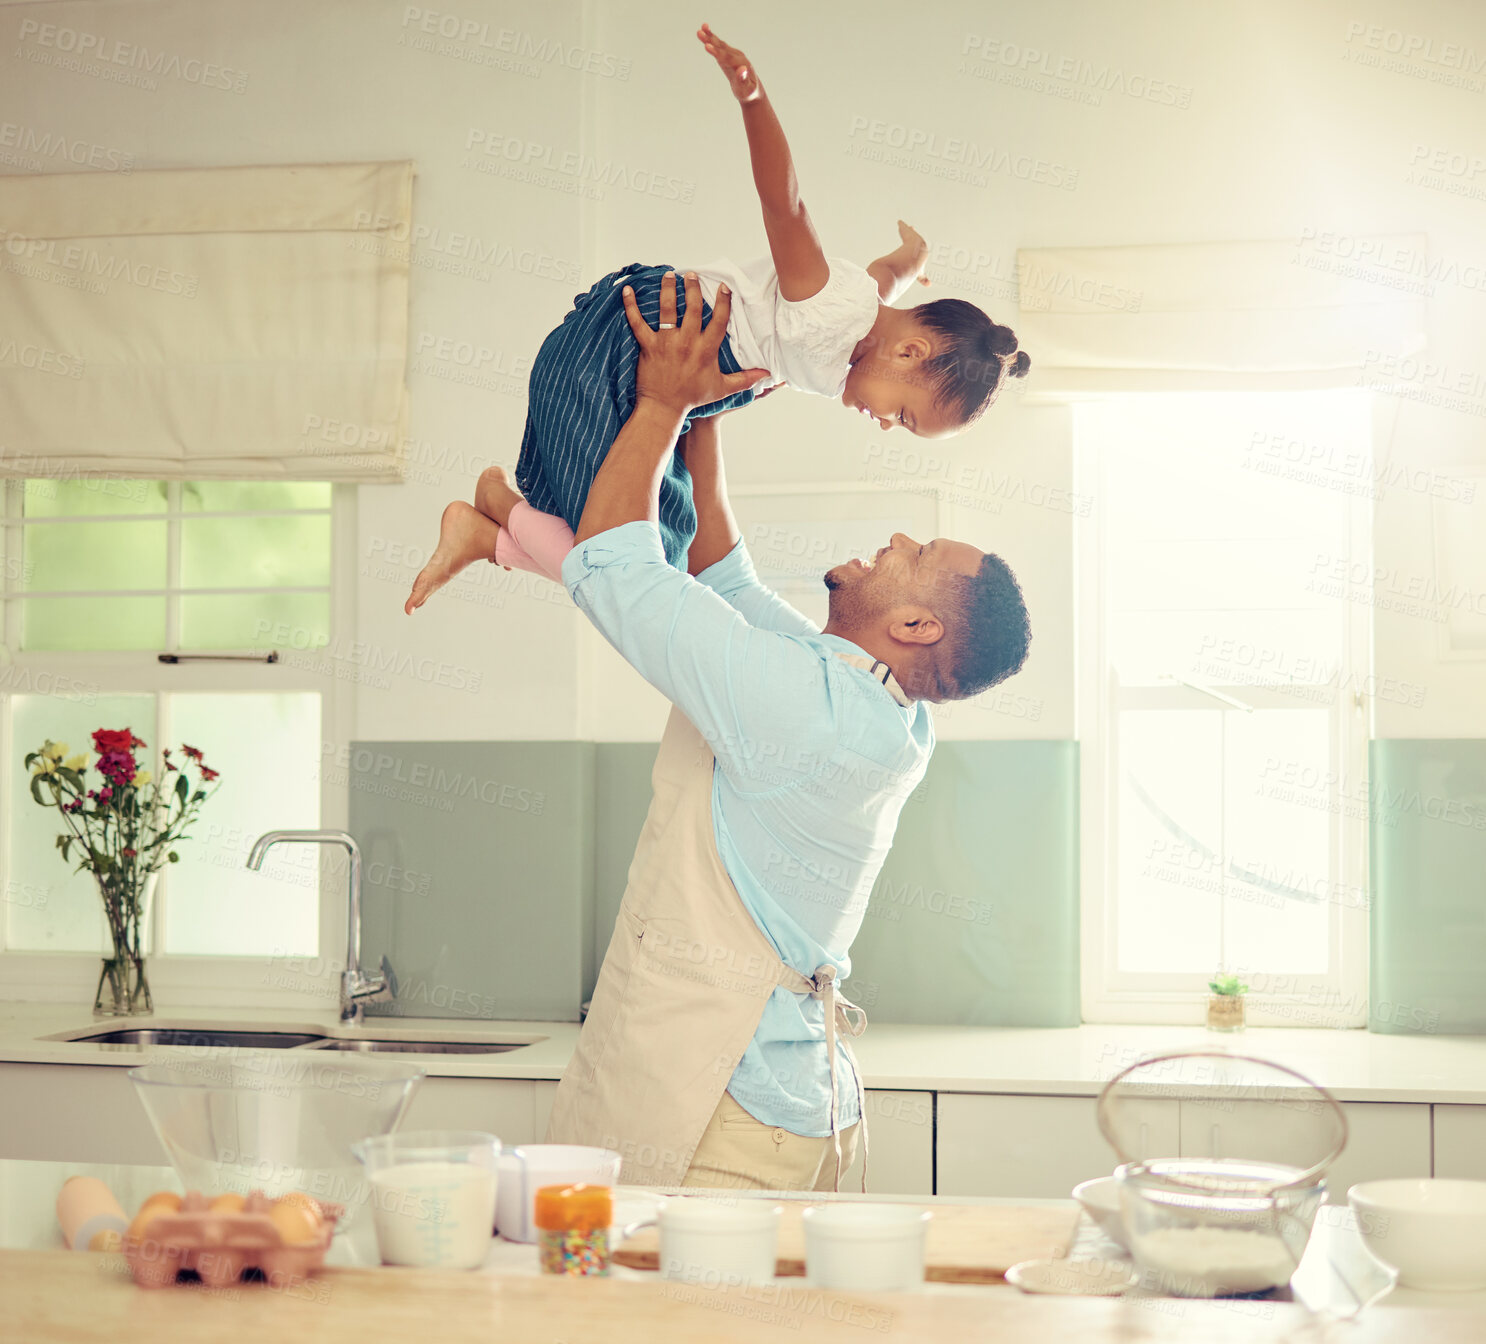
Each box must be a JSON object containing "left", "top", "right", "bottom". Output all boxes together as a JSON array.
[{"left": 682, "top": 1091, "right": 861, "bottom": 1191}]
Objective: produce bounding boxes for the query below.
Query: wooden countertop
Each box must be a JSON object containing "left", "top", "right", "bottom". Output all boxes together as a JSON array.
[{"left": 7, "top": 1249, "right": 1486, "bottom": 1343}]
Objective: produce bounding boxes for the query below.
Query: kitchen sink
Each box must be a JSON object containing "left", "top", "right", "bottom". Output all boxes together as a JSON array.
[
  {"left": 308, "top": 1039, "right": 527, "bottom": 1054},
  {"left": 63, "top": 1028, "right": 329, "bottom": 1049},
  {"left": 47, "top": 1024, "right": 543, "bottom": 1055}
]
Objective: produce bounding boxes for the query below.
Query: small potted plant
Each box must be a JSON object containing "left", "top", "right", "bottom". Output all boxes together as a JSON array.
[{"left": 1207, "top": 973, "right": 1249, "bottom": 1032}]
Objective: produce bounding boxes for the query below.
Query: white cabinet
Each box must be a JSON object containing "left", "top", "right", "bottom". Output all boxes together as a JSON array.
[
  {"left": 0, "top": 1063, "right": 557, "bottom": 1164},
  {"left": 935, "top": 1092, "right": 1431, "bottom": 1201},
  {"left": 0, "top": 1063, "right": 168, "bottom": 1165},
  {"left": 1179, "top": 1098, "right": 1430, "bottom": 1200},
  {"left": 533, "top": 1079, "right": 558, "bottom": 1140},
  {"left": 401, "top": 1076, "right": 552, "bottom": 1145},
  {"left": 937, "top": 1093, "right": 1179, "bottom": 1198},
  {"left": 840, "top": 1091, "right": 934, "bottom": 1195},
  {"left": 1433, "top": 1104, "right": 1486, "bottom": 1180}
]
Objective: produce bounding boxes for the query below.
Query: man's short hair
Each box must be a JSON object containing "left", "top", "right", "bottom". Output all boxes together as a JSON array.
[{"left": 929, "top": 553, "right": 1031, "bottom": 700}]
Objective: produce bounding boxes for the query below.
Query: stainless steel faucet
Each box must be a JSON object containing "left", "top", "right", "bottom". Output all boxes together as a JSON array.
[{"left": 245, "top": 830, "right": 397, "bottom": 1024}]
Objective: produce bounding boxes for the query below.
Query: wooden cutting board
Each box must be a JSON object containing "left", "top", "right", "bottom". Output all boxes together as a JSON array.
[{"left": 613, "top": 1201, "right": 1081, "bottom": 1284}]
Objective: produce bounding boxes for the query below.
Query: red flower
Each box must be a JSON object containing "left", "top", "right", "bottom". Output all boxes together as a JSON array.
[
  {"left": 122, "top": 847, "right": 137, "bottom": 858},
  {"left": 182, "top": 745, "right": 203, "bottom": 761},
  {"left": 92, "top": 729, "right": 139, "bottom": 755},
  {"left": 201, "top": 766, "right": 220, "bottom": 782}
]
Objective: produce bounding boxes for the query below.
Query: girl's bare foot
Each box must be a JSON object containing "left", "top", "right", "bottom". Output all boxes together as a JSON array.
[
  {"left": 475, "top": 464, "right": 522, "bottom": 529},
  {"left": 404, "top": 501, "right": 501, "bottom": 614}
]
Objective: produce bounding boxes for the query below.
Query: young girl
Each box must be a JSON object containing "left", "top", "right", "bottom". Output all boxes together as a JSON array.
[{"left": 405, "top": 23, "right": 1030, "bottom": 612}]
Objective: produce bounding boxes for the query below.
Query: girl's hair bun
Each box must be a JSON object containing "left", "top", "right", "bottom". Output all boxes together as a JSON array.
[
  {"left": 1009, "top": 349, "right": 1031, "bottom": 379},
  {"left": 986, "top": 323, "right": 1019, "bottom": 358}
]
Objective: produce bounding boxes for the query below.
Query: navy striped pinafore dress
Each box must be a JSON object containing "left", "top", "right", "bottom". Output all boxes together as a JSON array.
[{"left": 514, "top": 262, "right": 758, "bottom": 570}]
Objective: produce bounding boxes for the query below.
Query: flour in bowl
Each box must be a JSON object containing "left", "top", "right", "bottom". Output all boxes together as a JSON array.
[{"left": 1133, "top": 1227, "right": 1298, "bottom": 1296}]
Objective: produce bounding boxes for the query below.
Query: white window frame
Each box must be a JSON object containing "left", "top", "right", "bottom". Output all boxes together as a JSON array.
[
  {"left": 1075, "top": 392, "right": 1373, "bottom": 1028},
  {"left": 0, "top": 481, "right": 357, "bottom": 1008}
]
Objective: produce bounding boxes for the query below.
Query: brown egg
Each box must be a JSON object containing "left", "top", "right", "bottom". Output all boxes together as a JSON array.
[
  {"left": 127, "top": 1198, "right": 179, "bottom": 1243},
  {"left": 208, "top": 1193, "right": 246, "bottom": 1215},
  {"left": 138, "top": 1191, "right": 181, "bottom": 1213},
  {"left": 268, "top": 1200, "right": 321, "bottom": 1245},
  {"left": 276, "top": 1191, "right": 323, "bottom": 1223}
]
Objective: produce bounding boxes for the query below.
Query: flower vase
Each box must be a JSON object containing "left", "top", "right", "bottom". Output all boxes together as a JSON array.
[
  {"left": 1206, "top": 993, "right": 1245, "bottom": 1033},
  {"left": 93, "top": 871, "right": 157, "bottom": 1017}
]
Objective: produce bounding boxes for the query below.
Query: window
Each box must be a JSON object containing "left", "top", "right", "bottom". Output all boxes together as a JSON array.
[
  {"left": 1077, "top": 392, "right": 1373, "bottom": 1025},
  {"left": 6, "top": 480, "right": 332, "bottom": 653},
  {"left": 0, "top": 478, "right": 349, "bottom": 1002}
]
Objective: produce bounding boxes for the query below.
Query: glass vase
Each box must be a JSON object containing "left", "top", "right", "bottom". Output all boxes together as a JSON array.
[
  {"left": 1206, "top": 993, "right": 1245, "bottom": 1033},
  {"left": 93, "top": 872, "right": 157, "bottom": 1017}
]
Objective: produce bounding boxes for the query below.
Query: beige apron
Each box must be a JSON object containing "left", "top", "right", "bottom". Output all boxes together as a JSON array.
[{"left": 547, "top": 654, "right": 906, "bottom": 1190}]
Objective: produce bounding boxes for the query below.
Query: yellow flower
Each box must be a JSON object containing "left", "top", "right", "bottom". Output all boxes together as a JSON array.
[
  {"left": 64, "top": 755, "right": 88, "bottom": 772},
  {"left": 47, "top": 741, "right": 69, "bottom": 761},
  {"left": 132, "top": 770, "right": 152, "bottom": 788}
]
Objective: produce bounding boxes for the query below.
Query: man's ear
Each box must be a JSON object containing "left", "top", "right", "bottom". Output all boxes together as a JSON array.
[{"left": 888, "top": 605, "right": 944, "bottom": 647}]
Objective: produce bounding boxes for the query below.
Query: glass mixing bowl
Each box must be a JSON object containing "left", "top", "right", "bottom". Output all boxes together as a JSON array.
[
  {"left": 129, "top": 1049, "right": 425, "bottom": 1226},
  {"left": 1117, "top": 1157, "right": 1326, "bottom": 1297}
]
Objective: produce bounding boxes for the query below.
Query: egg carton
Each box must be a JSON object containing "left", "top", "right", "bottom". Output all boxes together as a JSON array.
[{"left": 124, "top": 1190, "right": 343, "bottom": 1288}]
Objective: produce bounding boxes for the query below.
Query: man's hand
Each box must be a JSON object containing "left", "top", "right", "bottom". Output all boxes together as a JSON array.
[
  {"left": 621, "top": 270, "right": 769, "bottom": 418},
  {"left": 697, "top": 23, "right": 762, "bottom": 103}
]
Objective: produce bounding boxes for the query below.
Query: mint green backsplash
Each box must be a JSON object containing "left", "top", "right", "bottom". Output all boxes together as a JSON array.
[
  {"left": 351, "top": 742, "right": 595, "bottom": 1021},
  {"left": 589, "top": 739, "right": 1081, "bottom": 1026},
  {"left": 846, "top": 741, "right": 1081, "bottom": 1026},
  {"left": 1370, "top": 739, "right": 1486, "bottom": 1035},
  {"left": 352, "top": 738, "right": 1082, "bottom": 1025}
]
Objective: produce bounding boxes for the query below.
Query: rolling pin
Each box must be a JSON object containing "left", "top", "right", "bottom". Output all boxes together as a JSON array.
[{"left": 56, "top": 1176, "right": 128, "bottom": 1252}]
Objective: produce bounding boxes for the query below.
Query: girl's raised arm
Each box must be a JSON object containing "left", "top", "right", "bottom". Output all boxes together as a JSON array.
[{"left": 697, "top": 24, "right": 830, "bottom": 302}]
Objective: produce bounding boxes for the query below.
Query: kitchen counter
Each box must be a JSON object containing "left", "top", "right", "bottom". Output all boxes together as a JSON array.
[
  {"left": 6, "top": 1241, "right": 1486, "bottom": 1342},
  {"left": 3, "top": 1157, "right": 1485, "bottom": 1338},
  {"left": 4, "top": 1001, "right": 1486, "bottom": 1101}
]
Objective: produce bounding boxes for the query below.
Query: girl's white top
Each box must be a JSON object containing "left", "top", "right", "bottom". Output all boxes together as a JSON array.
[{"left": 689, "top": 256, "right": 881, "bottom": 398}]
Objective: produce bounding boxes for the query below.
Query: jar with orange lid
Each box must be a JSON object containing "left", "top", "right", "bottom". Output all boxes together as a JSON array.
[{"left": 535, "top": 1183, "right": 613, "bottom": 1277}]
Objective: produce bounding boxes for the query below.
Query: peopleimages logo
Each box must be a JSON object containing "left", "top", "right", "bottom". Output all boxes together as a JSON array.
[
  {"left": 16, "top": 19, "right": 249, "bottom": 92},
  {"left": 398, "top": 7, "right": 631, "bottom": 80},
  {"left": 0, "top": 122, "right": 134, "bottom": 171},
  {"left": 846, "top": 116, "right": 1079, "bottom": 192}
]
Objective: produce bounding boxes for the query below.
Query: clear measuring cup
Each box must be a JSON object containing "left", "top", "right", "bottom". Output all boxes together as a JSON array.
[{"left": 351, "top": 1129, "right": 501, "bottom": 1269}]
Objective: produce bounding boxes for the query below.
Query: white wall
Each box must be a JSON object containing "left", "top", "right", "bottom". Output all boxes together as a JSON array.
[{"left": 5, "top": 0, "right": 1483, "bottom": 743}]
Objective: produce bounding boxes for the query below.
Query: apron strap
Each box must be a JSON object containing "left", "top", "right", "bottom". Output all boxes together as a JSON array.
[{"left": 809, "top": 964, "right": 870, "bottom": 1194}]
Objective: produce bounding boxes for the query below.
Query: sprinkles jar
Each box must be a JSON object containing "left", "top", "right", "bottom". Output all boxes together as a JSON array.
[{"left": 535, "top": 1183, "right": 613, "bottom": 1277}]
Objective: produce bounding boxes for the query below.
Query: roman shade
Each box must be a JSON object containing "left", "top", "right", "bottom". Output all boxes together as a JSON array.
[
  {"left": 0, "top": 161, "right": 412, "bottom": 482},
  {"left": 1014, "top": 235, "right": 1429, "bottom": 391}
]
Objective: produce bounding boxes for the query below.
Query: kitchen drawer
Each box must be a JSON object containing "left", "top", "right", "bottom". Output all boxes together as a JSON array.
[
  {"left": 1433, "top": 1104, "right": 1486, "bottom": 1180},
  {"left": 0, "top": 1063, "right": 167, "bottom": 1165},
  {"left": 937, "top": 1092, "right": 1178, "bottom": 1198},
  {"left": 0, "top": 1063, "right": 556, "bottom": 1164},
  {"left": 1178, "top": 1098, "right": 1430, "bottom": 1199},
  {"left": 841, "top": 1090, "right": 934, "bottom": 1195},
  {"left": 400, "top": 1077, "right": 551, "bottom": 1145},
  {"left": 533, "top": 1079, "right": 559, "bottom": 1139}
]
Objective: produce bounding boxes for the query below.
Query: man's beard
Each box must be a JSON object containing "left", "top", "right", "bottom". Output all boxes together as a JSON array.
[{"left": 824, "top": 570, "right": 881, "bottom": 628}]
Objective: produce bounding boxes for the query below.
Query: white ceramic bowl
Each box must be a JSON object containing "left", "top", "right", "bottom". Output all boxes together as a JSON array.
[
  {"left": 802, "top": 1204, "right": 931, "bottom": 1293},
  {"left": 1350, "top": 1179, "right": 1486, "bottom": 1291},
  {"left": 1073, "top": 1177, "right": 1129, "bottom": 1251},
  {"left": 655, "top": 1197, "right": 781, "bottom": 1285}
]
